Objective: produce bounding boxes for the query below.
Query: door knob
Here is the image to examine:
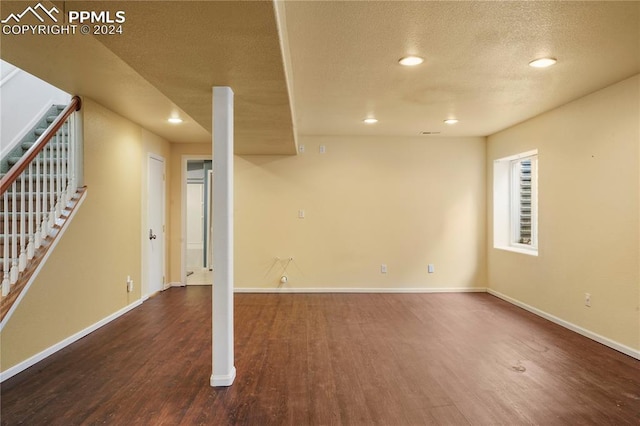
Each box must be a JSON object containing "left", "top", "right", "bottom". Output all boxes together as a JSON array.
[{"left": 149, "top": 229, "right": 157, "bottom": 240}]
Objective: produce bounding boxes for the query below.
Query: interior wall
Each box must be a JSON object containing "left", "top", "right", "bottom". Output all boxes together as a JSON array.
[
  {"left": 235, "top": 135, "right": 487, "bottom": 290},
  {"left": 0, "top": 98, "right": 170, "bottom": 371},
  {"left": 168, "top": 143, "right": 211, "bottom": 283},
  {"left": 487, "top": 75, "right": 640, "bottom": 351}
]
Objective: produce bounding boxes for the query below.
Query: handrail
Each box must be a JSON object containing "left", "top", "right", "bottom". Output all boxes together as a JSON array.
[{"left": 0, "top": 96, "right": 81, "bottom": 195}]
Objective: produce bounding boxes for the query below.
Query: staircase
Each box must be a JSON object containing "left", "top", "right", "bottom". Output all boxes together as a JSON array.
[{"left": 0, "top": 96, "right": 85, "bottom": 327}]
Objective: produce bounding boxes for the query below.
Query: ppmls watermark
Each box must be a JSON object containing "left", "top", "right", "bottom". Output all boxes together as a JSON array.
[{"left": 1, "top": 3, "right": 126, "bottom": 36}]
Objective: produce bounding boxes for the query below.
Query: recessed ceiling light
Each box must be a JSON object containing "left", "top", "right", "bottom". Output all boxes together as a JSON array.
[
  {"left": 168, "top": 117, "right": 183, "bottom": 124},
  {"left": 398, "top": 56, "right": 424, "bottom": 66},
  {"left": 528, "top": 57, "right": 557, "bottom": 68},
  {"left": 363, "top": 118, "right": 378, "bottom": 124},
  {"left": 443, "top": 119, "right": 459, "bottom": 125}
]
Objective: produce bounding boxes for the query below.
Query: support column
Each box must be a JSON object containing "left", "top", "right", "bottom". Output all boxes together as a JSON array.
[{"left": 210, "top": 86, "right": 236, "bottom": 387}]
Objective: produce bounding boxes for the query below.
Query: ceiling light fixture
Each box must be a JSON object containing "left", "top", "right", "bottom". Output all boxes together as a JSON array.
[
  {"left": 168, "top": 117, "right": 183, "bottom": 124},
  {"left": 528, "top": 57, "right": 557, "bottom": 68},
  {"left": 398, "top": 56, "right": 424, "bottom": 66},
  {"left": 444, "top": 119, "right": 459, "bottom": 125},
  {"left": 363, "top": 118, "right": 378, "bottom": 124}
]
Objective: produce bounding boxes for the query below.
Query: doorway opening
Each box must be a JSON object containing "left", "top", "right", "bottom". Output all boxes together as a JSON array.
[{"left": 183, "top": 158, "right": 213, "bottom": 285}]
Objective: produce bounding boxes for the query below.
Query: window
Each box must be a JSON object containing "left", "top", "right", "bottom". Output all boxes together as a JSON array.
[
  {"left": 511, "top": 156, "right": 537, "bottom": 248},
  {"left": 494, "top": 150, "right": 538, "bottom": 255}
]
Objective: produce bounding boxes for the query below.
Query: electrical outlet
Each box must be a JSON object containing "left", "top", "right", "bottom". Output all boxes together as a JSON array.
[
  {"left": 585, "top": 293, "right": 591, "bottom": 307},
  {"left": 381, "top": 264, "right": 388, "bottom": 274},
  {"left": 127, "top": 276, "right": 133, "bottom": 293}
]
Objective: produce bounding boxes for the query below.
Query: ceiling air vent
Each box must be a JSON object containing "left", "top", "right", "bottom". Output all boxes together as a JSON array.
[{"left": 420, "top": 131, "right": 441, "bottom": 135}]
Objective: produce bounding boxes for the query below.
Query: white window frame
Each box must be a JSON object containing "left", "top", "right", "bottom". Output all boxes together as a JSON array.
[{"left": 493, "top": 150, "right": 538, "bottom": 256}]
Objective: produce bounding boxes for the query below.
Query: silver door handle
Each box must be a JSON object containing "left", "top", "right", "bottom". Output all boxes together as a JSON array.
[{"left": 149, "top": 229, "right": 157, "bottom": 240}]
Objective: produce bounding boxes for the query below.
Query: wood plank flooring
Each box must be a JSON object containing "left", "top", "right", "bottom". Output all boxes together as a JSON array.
[{"left": 1, "top": 287, "right": 639, "bottom": 425}]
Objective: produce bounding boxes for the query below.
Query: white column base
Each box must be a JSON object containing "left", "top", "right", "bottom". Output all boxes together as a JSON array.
[{"left": 210, "top": 366, "right": 236, "bottom": 387}]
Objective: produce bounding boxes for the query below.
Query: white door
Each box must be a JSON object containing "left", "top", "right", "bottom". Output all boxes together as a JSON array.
[{"left": 146, "top": 155, "right": 165, "bottom": 296}]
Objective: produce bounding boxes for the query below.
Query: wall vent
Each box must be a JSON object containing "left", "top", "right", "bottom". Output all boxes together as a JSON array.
[{"left": 419, "top": 131, "right": 441, "bottom": 135}]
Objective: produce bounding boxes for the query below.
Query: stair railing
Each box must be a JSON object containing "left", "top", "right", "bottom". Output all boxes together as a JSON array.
[{"left": 0, "top": 96, "right": 82, "bottom": 297}]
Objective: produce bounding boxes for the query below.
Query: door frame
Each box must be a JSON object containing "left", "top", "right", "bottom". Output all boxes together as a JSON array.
[
  {"left": 181, "top": 155, "right": 212, "bottom": 284},
  {"left": 143, "top": 153, "right": 166, "bottom": 298}
]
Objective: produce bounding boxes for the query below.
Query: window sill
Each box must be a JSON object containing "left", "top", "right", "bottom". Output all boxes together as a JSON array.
[{"left": 494, "top": 245, "right": 538, "bottom": 257}]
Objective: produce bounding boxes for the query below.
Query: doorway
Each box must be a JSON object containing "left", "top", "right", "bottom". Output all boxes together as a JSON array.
[
  {"left": 184, "top": 159, "right": 213, "bottom": 285},
  {"left": 145, "top": 154, "right": 165, "bottom": 297}
]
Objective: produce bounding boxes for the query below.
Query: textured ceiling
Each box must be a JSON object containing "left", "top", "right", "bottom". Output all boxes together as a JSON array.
[
  {"left": 280, "top": 1, "right": 640, "bottom": 137},
  {"left": 0, "top": 1, "right": 212, "bottom": 146},
  {"left": 1, "top": 1, "right": 639, "bottom": 152},
  {"left": 80, "top": 0, "right": 296, "bottom": 155},
  {"left": 1, "top": 0, "right": 296, "bottom": 154}
]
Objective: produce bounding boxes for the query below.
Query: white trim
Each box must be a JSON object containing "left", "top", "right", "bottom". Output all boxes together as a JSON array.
[
  {"left": 0, "top": 298, "right": 144, "bottom": 382},
  {"left": 0, "top": 67, "right": 20, "bottom": 87},
  {"left": 0, "top": 191, "right": 88, "bottom": 331},
  {"left": 169, "top": 281, "right": 186, "bottom": 288},
  {"left": 494, "top": 245, "right": 539, "bottom": 256},
  {"left": 210, "top": 366, "right": 236, "bottom": 387},
  {"left": 493, "top": 149, "right": 539, "bottom": 256},
  {"left": 487, "top": 288, "right": 640, "bottom": 360},
  {"left": 234, "top": 287, "right": 487, "bottom": 294}
]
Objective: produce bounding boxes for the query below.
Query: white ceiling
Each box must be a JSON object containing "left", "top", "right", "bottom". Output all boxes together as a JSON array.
[
  {"left": 1, "top": 1, "right": 639, "bottom": 152},
  {"left": 280, "top": 1, "right": 640, "bottom": 138}
]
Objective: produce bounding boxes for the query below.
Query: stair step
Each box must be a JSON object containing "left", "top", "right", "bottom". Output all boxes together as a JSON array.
[
  {"left": 7, "top": 157, "right": 67, "bottom": 168},
  {"left": 20, "top": 141, "right": 69, "bottom": 151},
  {"left": 34, "top": 128, "right": 69, "bottom": 137}
]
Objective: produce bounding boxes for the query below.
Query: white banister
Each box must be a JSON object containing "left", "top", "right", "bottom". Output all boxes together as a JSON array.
[
  {"left": 41, "top": 141, "right": 48, "bottom": 239},
  {"left": 0, "top": 96, "right": 82, "bottom": 313},
  {"left": 61, "top": 122, "right": 68, "bottom": 207},
  {"left": 10, "top": 181, "right": 18, "bottom": 285},
  {"left": 2, "top": 191, "right": 8, "bottom": 296},
  {"left": 48, "top": 133, "right": 55, "bottom": 231},
  {"left": 18, "top": 172, "right": 26, "bottom": 272},
  {"left": 26, "top": 162, "right": 34, "bottom": 260},
  {"left": 35, "top": 153, "right": 41, "bottom": 249},
  {"left": 55, "top": 129, "right": 62, "bottom": 221}
]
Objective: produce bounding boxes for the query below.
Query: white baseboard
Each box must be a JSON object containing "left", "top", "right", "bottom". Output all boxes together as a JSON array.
[
  {"left": 210, "top": 366, "right": 236, "bottom": 387},
  {"left": 169, "top": 282, "right": 186, "bottom": 287},
  {"left": 487, "top": 288, "right": 640, "bottom": 360},
  {"left": 234, "top": 287, "right": 487, "bottom": 294},
  {"left": 0, "top": 298, "right": 144, "bottom": 383}
]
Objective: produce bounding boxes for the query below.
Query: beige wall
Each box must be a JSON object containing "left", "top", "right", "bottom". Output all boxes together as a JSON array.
[
  {"left": 168, "top": 143, "right": 211, "bottom": 283},
  {"left": 1, "top": 98, "right": 170, "bottom": 371},
  {"left": 487, "top": 75, "right": 640, "bottom": 351},
  {"left": 236, "top": 136, "right": 487, "bottom": 290}
]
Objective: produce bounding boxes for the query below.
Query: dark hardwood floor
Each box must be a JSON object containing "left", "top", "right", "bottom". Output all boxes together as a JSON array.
[{"left": 1, "top": 287, "right": 639, "bottom": 425}]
